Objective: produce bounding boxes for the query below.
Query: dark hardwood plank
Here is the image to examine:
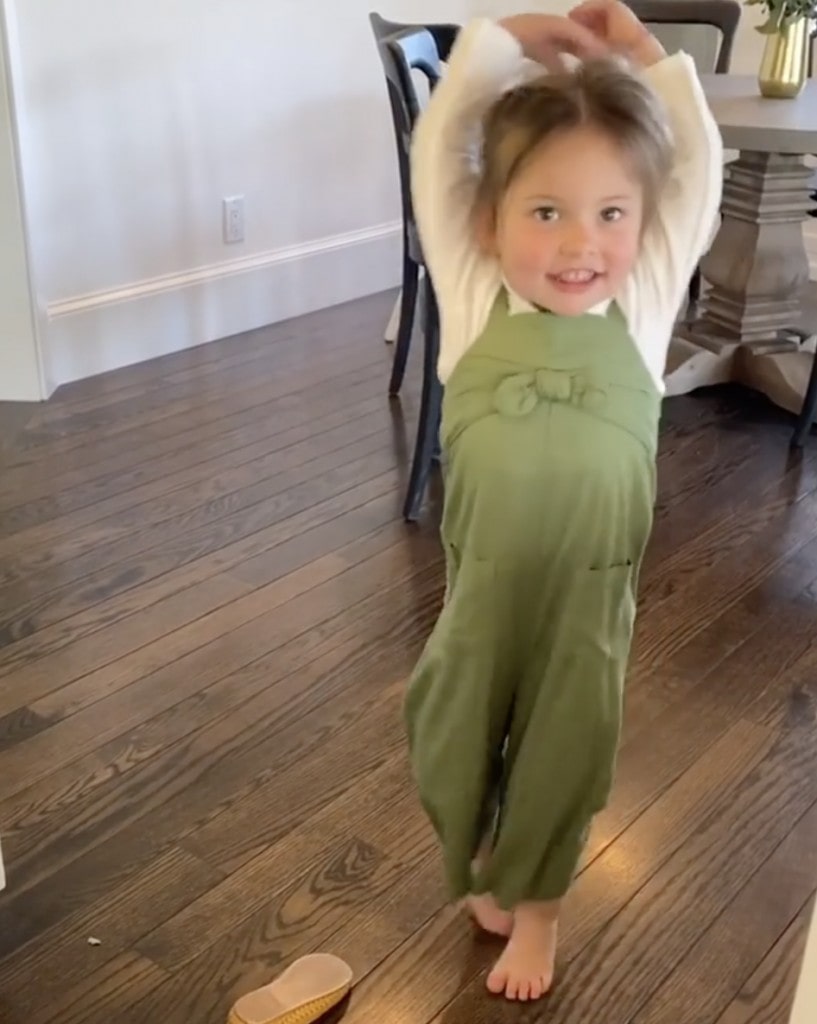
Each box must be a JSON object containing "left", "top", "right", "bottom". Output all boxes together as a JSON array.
[
  {"left": 0, "top": 356, "right": 385, "bottom": 527},
  {"left": 589, "top": 560, "right": 817, "bottom": 858},
  {"left": 126, "top": 843, "right": 442, "bottom": 1023},
  {"left": 715, "top": 898, "right": 815, "bottom": 1024},
  {"left": 0, "top": 368, "right": 387, "bottom": 542},
  {"left": 0, "top": 558, "right": 442, "bottom": 949},
  {"left": 0, "top": 391, "right": 386, "bottom": 566},
  {"left": 137, "top": 755, "right": 427, "bottom": 971},
  {"left": 634, "top": 475, "right": 817, "bottom": 676},
  {"left": 26, "top": 954, "right": 171, "bottom": 1024},
  {"left": 630, "top": 804, "right": 817, "bottom": 1024},
  {"left": 0, "top": 432, "right": 395, "bottom": 642},
  {"left": 319, "top": 718, "right": 777, "bottom": 1024},
  {"left": 0, "top": 847, "right": 221, "bottom": 1019},
  {"left": 0, "top": 622, "right": 442, "bottom": 991},
  {"left": 0, "top": 401, "right": 37, "bottom": 459},
  {"left": 0, "top": 488, "right": 398, "bottom": 691},
  {"left": 52, "top": 777, "right": 444, "bottom": 1024},
  {"left": 0, "top": 314, "right": 389, "bottom": 481},
  {"left": 0, "top": 531, "right": 436, "bottom": 799},
  {"left": 0, "top": 569, "right": 442, "bottom": 983},
  {"left": 383, "top": 714, "right": 817, "bottom": 1024},
  {"left": 24, "top": 311, "right": 372, "bottom": 431},
  {"left": 25, "top": 517, "right": 413, "bottom": 727},
  {"left": 0, "top": 421, "right": 389, "bottom": 597},
  {"left": 0, "top": 461, "right": 400, "bottom": 690}
]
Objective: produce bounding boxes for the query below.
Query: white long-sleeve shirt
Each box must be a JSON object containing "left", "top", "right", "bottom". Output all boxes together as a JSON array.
[{"left": 410, "top": 18, "right": 724, "bottom": 391}]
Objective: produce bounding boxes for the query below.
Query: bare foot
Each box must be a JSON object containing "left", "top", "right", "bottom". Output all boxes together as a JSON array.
[
  {"left": 464, "top": 892, "right": 514, "bottom": 938},
  {"left": 486, "top": 900, "right": 559, "bottom": 1001}
]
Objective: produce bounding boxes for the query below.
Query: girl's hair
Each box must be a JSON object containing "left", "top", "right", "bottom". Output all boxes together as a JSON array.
[{"left": 477, "top": 56, "right": 674, "bottom": 220}]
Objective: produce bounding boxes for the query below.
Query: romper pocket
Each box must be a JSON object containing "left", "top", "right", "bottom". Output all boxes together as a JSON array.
[{"left": 584, "top": 561, "right": 637, "bottom": 666}]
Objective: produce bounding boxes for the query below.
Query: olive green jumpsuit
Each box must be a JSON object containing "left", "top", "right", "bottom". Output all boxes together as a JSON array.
[{"left": 404, "top": 290, "right": 662, "bottom": 909}]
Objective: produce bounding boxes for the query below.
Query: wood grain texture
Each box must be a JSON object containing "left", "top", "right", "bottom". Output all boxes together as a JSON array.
[
  {"left": 1, "top": 289, "right": 815, "bottom": 1024},
  {"left": 715, "top": 898, "right": 815, "bottom": 1024}
]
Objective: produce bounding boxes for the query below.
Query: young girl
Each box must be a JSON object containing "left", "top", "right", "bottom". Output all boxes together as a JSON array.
[{"left": 403, "top": 0, "right": 723, "bottom": 1003}]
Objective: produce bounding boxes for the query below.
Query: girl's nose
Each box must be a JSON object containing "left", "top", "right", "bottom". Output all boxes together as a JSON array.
[{"left": 559, "top": 222, "right": 597, "bottom": 257}]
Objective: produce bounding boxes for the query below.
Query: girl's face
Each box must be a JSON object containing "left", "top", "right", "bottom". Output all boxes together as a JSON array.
[{"left": 483, "top": 125, "right": 645, "bottom": 316}]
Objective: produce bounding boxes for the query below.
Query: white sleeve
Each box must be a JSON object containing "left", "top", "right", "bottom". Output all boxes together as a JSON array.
[
  {"left": 619, "top": 51, "right": 724, "bottom": 366},
  {"left": 410, "top": 18, "right": 532, "bottom": 382}
]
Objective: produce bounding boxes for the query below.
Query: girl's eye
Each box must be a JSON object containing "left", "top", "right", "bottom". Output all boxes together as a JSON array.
[
  {"left": 601, "top": 207, "right": 624, "bottom": 222},
  {"left": 533, "top": 206, "right": 558, "bottom": 222}
]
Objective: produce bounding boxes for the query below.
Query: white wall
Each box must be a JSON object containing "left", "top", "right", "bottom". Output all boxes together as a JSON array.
[
  {"left": 0, "top": 4, "right": 44, "bottom": 401},
  {"left": 5, "top": 0, "right": 474, "bottom": 390}
]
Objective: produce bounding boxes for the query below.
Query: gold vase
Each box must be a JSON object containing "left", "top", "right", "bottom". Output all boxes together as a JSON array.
[{"left": 758, "top": 16, "right": 812, "bottom": 98}]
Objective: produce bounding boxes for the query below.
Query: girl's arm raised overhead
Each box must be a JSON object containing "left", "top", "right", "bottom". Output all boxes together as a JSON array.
[
  {"left": 569, "top": 0, "right": 724, "bottom": 371},
  {"left": 410, "top": 19, "right": 528, "bottom": 382},
  {"left": 624, "top": 51, "right": 723, "bottom": 360}
]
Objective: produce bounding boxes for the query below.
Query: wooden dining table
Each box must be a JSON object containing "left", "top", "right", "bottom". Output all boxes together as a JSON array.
[{"left": 665, "top": 74, "right": 817, "bottom": 416}]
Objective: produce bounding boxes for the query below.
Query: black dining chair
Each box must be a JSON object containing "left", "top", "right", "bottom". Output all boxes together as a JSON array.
[
  {"left": 369, "top": 13, "right": 458, "bottom": 398},
  {"left": 808, "top": 22, "right": 815, "bottom": 223},
  {"left": 624, "top": 0, "right": 741, "bottom": 321},
  {"left": 371, "top": 21, "right": 458, "bottom": 520}
]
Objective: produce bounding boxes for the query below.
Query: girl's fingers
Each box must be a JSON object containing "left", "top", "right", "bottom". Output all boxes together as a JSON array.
[
  {"left": 569, "top": 0, "right": 611, "bottom": 22},
  {"left": 552, "top": 18, "right": 609, "bottom": 57},
  {"left": 501, "top": 13, "right": 609, "bottom": 67},
  {"left": 570, "top": 11, "right": 606, "bottom": 35},
  {"left": 539, "top": 43, "right": 568, "bottom": 74},
  {"left": 568, "top": 1, "right": 610, "bottom": 39}
]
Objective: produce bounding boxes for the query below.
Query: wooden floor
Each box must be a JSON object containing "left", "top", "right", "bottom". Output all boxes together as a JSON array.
[{"left": 0, "top": 288, "right": 816, "bottom": 1024}]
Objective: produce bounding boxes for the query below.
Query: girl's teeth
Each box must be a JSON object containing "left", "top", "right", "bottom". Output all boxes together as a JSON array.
[{"left": 559, "top": 270, "right": 595, "bottom": 283}]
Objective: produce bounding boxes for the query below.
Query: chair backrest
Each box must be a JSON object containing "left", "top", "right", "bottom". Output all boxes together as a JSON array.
[
  {"left": 369, "top": 17, "right": 457, "bottom": 260},
  {"left": 624, "top": 0, "right": 741, "bottom": 73},
  {"left": 369, "top": 12, "right": 458, "bottom": 63}
]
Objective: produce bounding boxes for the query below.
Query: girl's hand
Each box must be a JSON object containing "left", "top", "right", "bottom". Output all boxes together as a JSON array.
[
  {"left": 499, "top": 13, "right": 610, "bottom": 71},
  {"left": 568, "top": 0, "right": 666, "bottom": 66}
]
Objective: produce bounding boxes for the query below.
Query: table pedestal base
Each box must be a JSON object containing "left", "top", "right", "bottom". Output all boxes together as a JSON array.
[
  {"left": 665, "top": 329, "right": 816, "bottom": 416},
  {"left": 664, "top": 151, "right": 815, "bottom": 416}
]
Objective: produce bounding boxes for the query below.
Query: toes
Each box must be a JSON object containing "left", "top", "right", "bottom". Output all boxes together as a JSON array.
[
  {"left": 490, "top": 969, "right": 552, "bottom": 1002},
  {"left": 486, "top": 967, "right": 507, "bottom": 995},
  {"left": 487, "top": 954, "right": 553, "bottom": 1001}
]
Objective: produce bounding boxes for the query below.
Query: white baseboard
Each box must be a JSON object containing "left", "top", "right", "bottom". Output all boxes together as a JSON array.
[
  {"left": 805, "top": 222, "right": 817, "bottom": 282},
  {"left": 43, "top": 221, "right": 402, "bottom": 390}
]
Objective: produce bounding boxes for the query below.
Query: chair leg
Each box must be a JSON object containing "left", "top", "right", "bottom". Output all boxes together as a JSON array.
[
  {"left": 389, "top": 257, "right": 419, "bottom": 396},
  {"left": 687, "top": 266, "right": 702, "bottom": 320},
  {"left": 791, "top": 350, "right": 817, "bottom": 448},
  {"left": 403, "top": 279, "right": 442, "bottom": 522},
  {"left": 384, "top": 291, "right": 401, "bottom": 344}
]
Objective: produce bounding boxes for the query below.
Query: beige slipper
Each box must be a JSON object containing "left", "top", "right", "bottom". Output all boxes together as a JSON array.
[{"left": 228, "top": 954, "right": 353, "bottom": 1024}]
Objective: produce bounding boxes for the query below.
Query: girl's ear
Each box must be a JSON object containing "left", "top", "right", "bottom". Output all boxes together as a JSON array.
[{"left": 473, "top": 201, "right": 498, "bottom": 255}]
